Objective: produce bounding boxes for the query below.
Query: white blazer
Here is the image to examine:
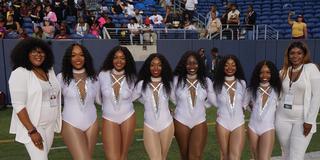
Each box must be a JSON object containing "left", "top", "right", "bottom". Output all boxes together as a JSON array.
[{"left": 9, "top": 67, "right": 62, "bottom": 143}]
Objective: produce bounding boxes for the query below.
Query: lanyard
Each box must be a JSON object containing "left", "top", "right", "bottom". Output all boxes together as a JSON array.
[{"left": 289, "top": 65, "right": 303, "bottom": 90}]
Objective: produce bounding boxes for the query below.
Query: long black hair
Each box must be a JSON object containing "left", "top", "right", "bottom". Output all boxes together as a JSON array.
[
  {"left": 100, "top": 45, "right": 137, "bottom": 85},
  {"left": 61, "top": 43, "right": 96, "bottom": 85},
  {"left": 11, "top": 37, "right": 54, "bottom": 72},
  {"left": 213, "top": 55, "right": 246, "bottom": 93},
  {"left": 136, "top": 53, "right": 173, "bottom": 95},
  {"left": 174, "top": 51, "right": 207, "bottom": 88},
  {"left": 248, "top": 60, "right": 282, "bottom": 100}
]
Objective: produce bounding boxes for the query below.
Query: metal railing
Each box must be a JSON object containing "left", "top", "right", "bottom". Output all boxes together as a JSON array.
[{"left": 255, "top": 25, "right": 279, "bottom": 40}]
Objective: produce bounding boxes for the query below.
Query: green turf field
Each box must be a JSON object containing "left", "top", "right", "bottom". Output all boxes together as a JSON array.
[{"left": 0, "top": 102, "right": 319, "bottom": 160}]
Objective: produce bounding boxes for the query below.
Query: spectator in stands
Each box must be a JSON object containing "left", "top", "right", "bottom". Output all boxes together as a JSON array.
[
  {"left": 206, "top": 5, "right": 219, "bottom": 25},
  {"left": 184, "top": 0, "right": 198, "bottom": 21},
  {"left": 288, "top": 13, "right": 307, "bottom": 39},
  {"left": 44, "top": 5, "right": 57, "bottom": 24},
  {"left": 134, "top": 9, "right": 144, "bottom": 25},
  {"left": 245, "top": 4, "right": 256, "bottom": 40},
  {"left": 184, "top": 20, "right": 197, "bottom": 30},
  {"left": 89, "top": 20, "right": 101, "bottom": 38},
  {"left": 18, "top": 28, "right": 29, "bottom": 39},
  {"left": 220, "top": 2, "right": 232, "bottom": 25},
  {"left": 55, "top": 24, "right": 70, "bottom": 39},
  {"left": 102, "top": 17, "right": 116, "bottom": 39},
  {"left": 135, "top": 0, "right": 146, "bottom": 11},
  {"left": 5, "top": 14, "right": 20, "bottom": 35},
  {"left": 149, "top": 10, "right": 164, "bottom": 25},
  {"left": 32, "top": 26, "right": 46, "bottom": 40},
  {"left": 75, "top": 17, "right": 89, "bottom": 37},
  {"left": 163, "top": 0, "right": 173, "bottom": 21},
  {"left": 165, "top": 11, "right": 183, "bottom": 29},
  {"left": 98, "top": 13, "right": 109, "bottom": 29},
  {"left": 30, "top": 4, "right": 44, "bottom": 27},
  {"left": 19, "top": 2, "right": 30, "bottom": 18},
  {"left": 123, "top": 0, "right": 135, "bottom": 17},
  {"left": 53, "top": 1, "right": 63, "bottom": 23},
  {"left": 111, "top": 0, "right": 124, "bottom": 15},
  {"left": 128, "top": 17, "right": 143, "bottom": 45},
  {"left": 227, "top": 3, "right": 240, "bottom": 25},
  {"left": 142, "top": 17, "right": 157, "bottom": 44},
  {"left": 42, "top": 18, "right": 55, "bottom": 39},
  {"left": 206, "top": 12, "right": 221, "bottom": 38},
  {"left": 0, "top": 16, "right": 6, "bottom": 39}
]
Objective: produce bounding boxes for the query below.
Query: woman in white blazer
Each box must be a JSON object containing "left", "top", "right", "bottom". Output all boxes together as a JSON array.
[
  {"left": 57, "top": 44, "right": 100, "bottom": 159},
  {"left": 276, "top": 41, "right": 320, "bottom": 160},
  {"left": 9, "top": 38, "right": 62, "bottom": 160}
]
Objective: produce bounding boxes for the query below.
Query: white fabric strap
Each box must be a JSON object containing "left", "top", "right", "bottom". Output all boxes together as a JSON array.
[
  {"left": 258, "top": 86, "right": 271, "bottom": 97},
  {"left": 111, "top": 74, "right": 125, "bottom": 86},
  {"left": 224, "top": 81, "right": 236, "bottom": 92},
  {"left": 186, "top": 79, "right": 198, "bottom": 90},
  {"left": 150, "top": 83, "right": 162, "bottom": 94}
]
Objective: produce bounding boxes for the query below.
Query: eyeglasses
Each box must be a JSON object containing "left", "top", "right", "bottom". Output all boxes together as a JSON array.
[{"left": 30, "top": 50, "right": 45, "bottom": 56}]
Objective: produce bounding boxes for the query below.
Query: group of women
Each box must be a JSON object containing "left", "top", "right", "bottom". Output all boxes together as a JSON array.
[{"left": 8, "top": 38, "right": 320, "bottom": 160}]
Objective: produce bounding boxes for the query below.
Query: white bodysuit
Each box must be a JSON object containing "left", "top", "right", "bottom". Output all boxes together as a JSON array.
[
  {"left": 214, "top": 80, "right": 246, "bottom": 131},
  {"left": 172, "top": 77, "right": 214, "bottom": 129},
  {"left": 98, "top": 71, "right": 135, "bottom": 124},
  {"left": 247, "top": 88, "right": 278, "bottom": 136},
  {"left": 58, "top": 74, "right": 100, "bottom": 131},
  {"left": 133, "top": 81, "right": 173, "bottom": 132}
]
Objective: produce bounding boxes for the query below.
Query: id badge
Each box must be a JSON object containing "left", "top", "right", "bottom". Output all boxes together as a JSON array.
[
  {"left": 283, "top": 93, "right": 294, "bottom": 109},
  {"left": 49, "top": 89, "right": 59, "bottom": 108}
]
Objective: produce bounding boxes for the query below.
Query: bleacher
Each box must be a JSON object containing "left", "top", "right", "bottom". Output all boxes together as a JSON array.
[{"left": 197, "top": 0, "right": 320, "bottom": 39}]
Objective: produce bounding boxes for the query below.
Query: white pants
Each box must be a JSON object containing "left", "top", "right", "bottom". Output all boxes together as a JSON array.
[
  {"left": 24, "top": 124, "right": 55, "bottom": 160},
  {"left": 275, "top": 113, "right": 313, "bottom": 160}
]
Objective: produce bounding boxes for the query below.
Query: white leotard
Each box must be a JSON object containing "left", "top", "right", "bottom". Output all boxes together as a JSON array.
[
  {"left": 133, "top": 80, "right": 173, "bottom": 132},
  {"left": 215, "top": 80, "right": 246, "bottom": 131},
  {"left": 58, "top": 73, "right": 100, "bottom": 131},
  {"left": 172, "top": 76, "right": 213, "bottom": 129},
  {"left": 247, "top": 88, "right": 278, "bottom": 135},
  {"left": 98, "top": 70, "right": 135, "bottom": 124}
]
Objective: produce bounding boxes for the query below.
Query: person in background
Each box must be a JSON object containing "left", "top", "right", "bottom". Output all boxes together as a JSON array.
[
  {"left": 184, "top": 0, "right": 198, "bottom": 21},
  {"left": 32, "top": 26, "right": 46, "bottom": 40},
  {"left": 209, "top": 47, "right": 222, "bottom": 80},
  {"left": 8, "top": 38, "right": 62, "bottom": 160},
  {"left": 288, "top": 13, "right": 307, "bottom": 39},
  {"left": 75, "top": 17, "right": 89, "bottom": 37},
  {"left": 127, "top": 17, "right": 143, "bottom": 45},
  {"left": 245, "top": 4, "right": 256, "bottom": 40},
  {"left": 42, "top": 18, "right": 55, "bottom": 39}
]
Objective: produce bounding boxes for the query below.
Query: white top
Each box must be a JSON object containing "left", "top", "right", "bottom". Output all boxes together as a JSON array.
[
  {"left": 98, "top": 70, "right": 135, "bottom": 120},
  {"left": 127, "top": 23, "right": 141, "bottom": 32},
  {"left": 149, "top": 14, "right": 164, "bottom": 24},
  {"left": 246, "top": 88, "right": 278, "bottom": 125},
  {"left": 212, "top": 80, "right": 246, "bottom": 122},
  {"left": 75, "top": 23, "right": 89, "bottom": 36},
  {"left": 133, "top": 81, "right": 173, "bottom": 131},
  {"left": 124, "top": 4, "right": 135, "bottom": 16},
  {"left": 172, "top": 77, "right": 214, "bottom": 124},
  {"left": 278, "top": 63, "right": 320, "bottom": 133},
  {"left": 185, "top": 0, "right": 198, "bottom": 11},
  {"left": 227, "top": 10, "right": 240, "bottom": 22},
  {"left": 9, "top": 67, "right": 62, "bottom": 143},
  {"left": 57, "top": 73, "right": 100, "bottom": 130},
  {"left": 206, "top": 18, "right": 221, "bottom": 33}
]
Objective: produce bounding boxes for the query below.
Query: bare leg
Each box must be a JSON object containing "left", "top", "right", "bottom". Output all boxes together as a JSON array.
[
  {"left": 258, "top": 130, "right": 275, "bottom": 160},
  {"left": 159, "top": 122, "right": 174, "bottom": 159},
  {"left": 174, "top": 119, "right": 191, "bottom": 160},
  {"left": 61, "top": 121, "right": 91, "bottom": 160},
  {"left": 216, "top": 123, "right": 230, "bottom": 160},
  {"left": 248, "top": 128, "right": 259, "bottom": 160},
  {"left": 120, "top": 113, "right": 136, "bottom": 160},
  {"left": 143, "top": 124, "right": 162, "bottom": 160},
  {"left": 229, "top": 125, "right": 245, "bottom": 160},
  {"left": 188, "top": 122, "right": 208, "bottom": 160},
  {"left": 85, "top": 120, "right": 99, "bottom": 157},
  {"left": 102, "top": 119, "right": 121, "bottom": 160}
]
